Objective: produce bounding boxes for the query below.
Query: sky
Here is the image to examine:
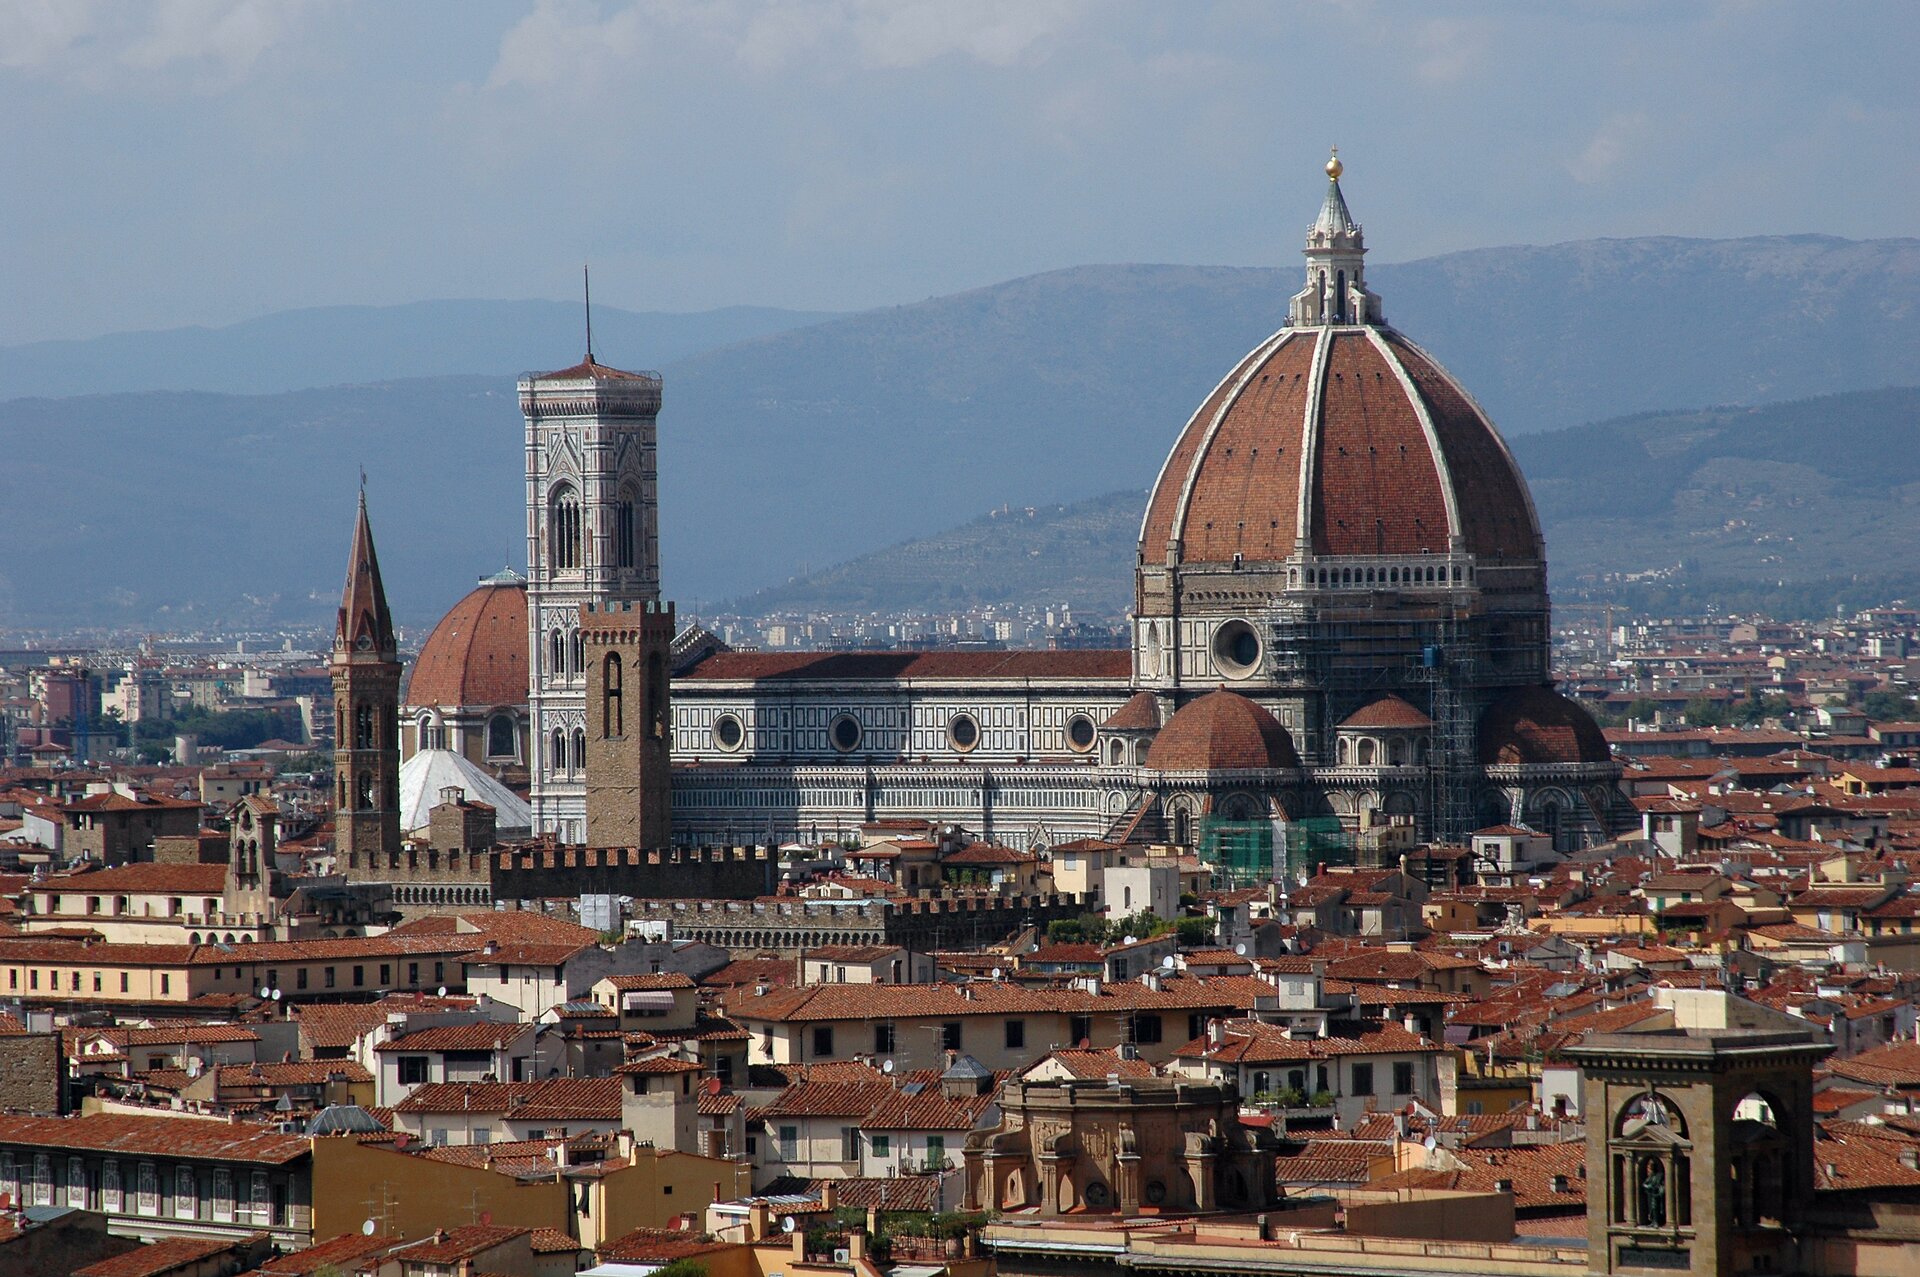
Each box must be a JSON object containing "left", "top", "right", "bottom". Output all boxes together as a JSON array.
[{"left": 3, "top": 0, "right": 1915, "bottom": 345}]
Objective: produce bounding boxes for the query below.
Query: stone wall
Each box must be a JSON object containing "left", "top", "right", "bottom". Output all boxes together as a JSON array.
[
  {"left": 0, "top": 1032, "right": 65, "bottom": 1114},
  {"left": 493, "top": 844, "right": 774, "bottom": 902}
]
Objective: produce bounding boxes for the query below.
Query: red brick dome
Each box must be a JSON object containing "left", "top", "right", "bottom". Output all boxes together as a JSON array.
[
  {"left": 1477, "top": 686, "right": 1610, "bottom": 766},
  {"left": 1140, "top": 326, "right": 1540, "bottom": 566},
  {"left": 1339, "top": 695, "right": 1433, "bottom": 730},
  {"left": 406, "top": 575, "right": 528, "bottom": 709},
  {"left": 1145, "top": 690, "right": 1301, "bottom": 771}
]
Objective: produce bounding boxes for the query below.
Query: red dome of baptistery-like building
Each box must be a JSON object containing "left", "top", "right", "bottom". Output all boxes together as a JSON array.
[
  {"left": 1145, "top": 690, "right": 1302, "bottom": 771},
  {"left": 406, "top": 574, "right": 529, "bottom": 709}
]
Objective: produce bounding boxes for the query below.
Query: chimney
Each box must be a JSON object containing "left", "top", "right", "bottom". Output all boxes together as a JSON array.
[
  {"left": 791, "top": 1229, "right": 806, "bottom": 1263},
  {"left": 748, "top": 1201, "right": 772, "bottom": 1241},
  {"left": 820, "top": 1180, "right": 837, "bottom": 1211}
]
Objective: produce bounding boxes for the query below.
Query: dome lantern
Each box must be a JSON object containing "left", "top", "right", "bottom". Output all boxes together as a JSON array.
[{"left": 1290, "top": 148, "right": 1381, "bottom": 327}]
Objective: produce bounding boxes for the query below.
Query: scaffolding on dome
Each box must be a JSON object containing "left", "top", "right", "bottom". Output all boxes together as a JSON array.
[{"left": 1197, "top": 815, "right": 1354, "bottom": 889}]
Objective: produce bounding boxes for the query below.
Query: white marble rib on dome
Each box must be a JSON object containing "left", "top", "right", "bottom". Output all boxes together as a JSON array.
[{"left": 397, "top": 748, "right": 532, "bottom": 835}]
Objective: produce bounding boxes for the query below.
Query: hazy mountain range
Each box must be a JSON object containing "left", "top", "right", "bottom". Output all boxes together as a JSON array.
[
  {"left": 738, "top": 387, "right": 1920, "bottom": 621},
  {"left": 2, "top": 234, "right": 1915, "bottom": 630}
]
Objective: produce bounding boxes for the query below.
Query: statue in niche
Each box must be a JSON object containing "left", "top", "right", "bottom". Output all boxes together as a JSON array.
[{"left": 1640, "top": 1158, "right": 1667, "bottom": 1227}]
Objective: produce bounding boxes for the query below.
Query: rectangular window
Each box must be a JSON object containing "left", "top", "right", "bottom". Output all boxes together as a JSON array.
[
  {"left": 211, "top": 1168, "right": 233, "bottom": 1222},
  {"left": 379, "top": 964, "right": 390, "bottom": 986},
  {"left": 778, "top": 1126, "right": 798, "bottom": 1161},
  {"left": 1005, "top": 1019, "right": 1025, "bottom": 1049},
  {"left": 28, "top": 971, "right": 37, "bottom": 991},
  {"left": 93, "top": 973, "right": 102, "bottom": 993},
  {"left": 160, "top": 974, "right": 170, "bottom": 996},
  {"left": 352, "top": 965, "right": 364, "bottom": 987},
  {"left": 1352, "top": 1062, "right": 1375, "bottom": 1096},
  {"left": 941, "top": 1021, "right": 963, "bottom": 1051},
  {"left": 842, "top": 1126, "right": 859, "bottom": 1162},
  {"left": 874, "top": 1023, "right": 895, "bottom": 1055},
  {"left": 120, "top": 972, "right": 129, "bottom": 993},
  {"left": 398, "top": 1057, "right": 428, "bottom": 1086},
  {"left": 297, "top": 969, "right": 309, "bottom": 990},
  {"left": 1070, "top": 1015, "right": 1093, "bottom": 1046},
  {"left": 174, "top": 1166, "right": 195, "bottom": 1219},
  {"left": 65, "top": 1156, "right": 86, "bottom": 1208},
  {"left": 1130, "top": 1014, "right": 1163, "bottom": 1045},
  {"left": 1393, "top": 1061, "right": 1415, "bottom": 1095},
  {"left": 813, "top": 1025, "right": 834, "bottom": 1058},
  {"left": 871, "top": 1134, "right": 890, "bottom": 1157},
  {"left": 102, "top": 1161, "right": 120, "bottom": 1213},
  {"left": 434, "top": 962, "right": 444, "bottom": 983},
  {"left": 251, "top": 1171, "right": 270, "bottom": 1224},
  {"left": 408, "top": 963, "right": 419, "bottom": 985},
  {"left": 135, "top": 1162, "right": 157, "bottom": 1215},
  {"left": 324, "top": 968, "right": 335, "bottom": 989},
  {"left": 0, "top": 1153, "right": 15, "bottom": 1201},
  {"left": 927, "top": 1135, "right": 946, "bottom": 1168}
]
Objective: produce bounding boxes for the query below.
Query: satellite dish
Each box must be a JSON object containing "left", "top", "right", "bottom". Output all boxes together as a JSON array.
[
  {"left": 436, "top": 986, "right": 448, "bottom": 997},
  {"left": 780, "top": 1216, "right": 797, "bottom": 1234},
  {"left": 1234, "top": 943, "right": 1248, "bottom": 956},
  {"left": 882, "top": 1059, "right": 895, "bottom": 1074},
  {"left": 991, "top": 968, "right": 1003, "bottom": 981},
  {"left": 362, "top": 1219, "right": 377, "bottom": 1236},
  {"left": 1122, "top": 935, "right": 1137, "bottom": 946},
  {"left": 1423, "top": 1134, "right": 1438, "bottom": 1151},
  {"left": 271, "top": 989, "right": 282, "bottom": 1002},
  {"left": 258, "top": 986, "right": 271, "bottom": 998},
  {"left": 1161, "top": 956, "right": 1176, "bottom": 970}
]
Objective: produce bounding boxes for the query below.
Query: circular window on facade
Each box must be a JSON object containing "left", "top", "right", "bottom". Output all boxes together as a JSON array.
[
  {"left": 712, "top": 713, "right": 744, "bottom": 752},
  {"left": 829, "top": 714, "right": 862, "bottom": 753},
  {"left": 1212, "top": 618, "right": 1262, "bottom": 677},
  {"left": 948, "top": 713, "right": 980, "bottom": 753},
  {"left": 1143, "top": 1180, "right": 1167, "bottom": 1205},
  {"left": 1065, "top": 713, "right": 1097, "bottom": 752}
]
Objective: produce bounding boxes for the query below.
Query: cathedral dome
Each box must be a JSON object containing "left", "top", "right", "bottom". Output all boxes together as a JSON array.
[
  {"left": 1146, "top": 690, "right": 1301, "bottom": 771},
  {"left": 407, "top": 571, "right": 528, "bottom": 710},
  {"left": 1139, "top": 158, "right": 1540, "bottom": 571},
  {"left": 1477, "top": 685, "right": 1611, "bottom": 766}
]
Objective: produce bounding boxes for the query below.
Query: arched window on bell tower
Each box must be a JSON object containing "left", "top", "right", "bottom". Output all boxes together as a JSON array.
[
  {"left": 614, "top": 494, "right": 637, "bottom": 570},
  {"left": 550, "top": 484, "right": 582, "bottom": 571},
  {"left": 603, "top": 653, "right": 624, "bottom": 737}
]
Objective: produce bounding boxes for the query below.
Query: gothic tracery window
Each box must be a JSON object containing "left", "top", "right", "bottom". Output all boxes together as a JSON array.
[{"left": 550, "top": 485, "right": 582, "bottom": 571}]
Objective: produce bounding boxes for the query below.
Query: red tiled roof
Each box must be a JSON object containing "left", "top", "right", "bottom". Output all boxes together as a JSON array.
[
  {"left": 35, "top": 862, "right": 224, "bottom": 894},
  {"left": 0, "top": 1112, "right": 306, "bottom": 1163},
  {"left": 392, "top": 1224, "right": 530, "bottom": 1263},
  {"left": 74, "top": 1236, "right": 238, "bottom": 1277},
  {"left": 376, "top": 1022, "right": 530, "bottom": 1053},
  {"left": 1340, "top": 695, "right": 1433, "bottom": 730},
  {"left": 603, "top": 972, "right": 697, "bottom": 990},
  {"left": 394, "top": 1078, "right": 620, "bottom": 1120},
  {"left": 1479, "top": 686, "right": 1611, "bottom": 766},
  {"left": 407, "top": 579, "right": 528, "bottom": 709},
  {"left": 257, "top": 1233, "right": 399, "bottom": 1277},
  {"left": 1146, "top": 690, "right": 1300, "bottom": 771},
  {"left": 1100, "top": 691, "right": 1160, "bottom": 732}
]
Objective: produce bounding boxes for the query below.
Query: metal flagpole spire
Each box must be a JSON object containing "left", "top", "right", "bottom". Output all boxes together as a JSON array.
[{"left": 584, "top": 263, "right": 594, "bottom": 362}]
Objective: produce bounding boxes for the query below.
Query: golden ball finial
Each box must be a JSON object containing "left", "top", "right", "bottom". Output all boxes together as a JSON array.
[{"left": 1326, "top": 147, "right": 1343, "bottom": 180}]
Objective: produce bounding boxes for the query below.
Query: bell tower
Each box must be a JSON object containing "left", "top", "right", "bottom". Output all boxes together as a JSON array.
[
  {"left": 1566, "top": 1023, "right": 1830, "bottom": 1277},
  {"left": 331, "top": 491, "right": 402, "bottom": 877},
  {"left": 521, "top": 346, "right": 663, "bottom": 843}
]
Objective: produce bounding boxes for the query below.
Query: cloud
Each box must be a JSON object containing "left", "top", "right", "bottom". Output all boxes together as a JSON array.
[
  {"left": 1567, "top": 111, "right": 1651, "bottom": 185},
  {"left": 485, "top": 0, "right": 1089, "bottom": 89},
  {"left": 0, "top": 0, "right": 307, "bottom": 90}
]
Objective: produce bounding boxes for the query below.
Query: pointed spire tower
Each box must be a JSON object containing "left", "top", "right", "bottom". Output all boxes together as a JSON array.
[
  {"left": 331, "top": 489, "right": 402, "bottom": 877},
  {"left": 1289, "top": 148, "right": 1383, "bottom": 327}
]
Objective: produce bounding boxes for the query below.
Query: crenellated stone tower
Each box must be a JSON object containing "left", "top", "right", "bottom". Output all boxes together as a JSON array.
[
  {"left": 581, "top": 599, "right": 675, "bottom": 849},
  {"left": 331, "top": 492, "right": 402, "bottom": 876}
]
